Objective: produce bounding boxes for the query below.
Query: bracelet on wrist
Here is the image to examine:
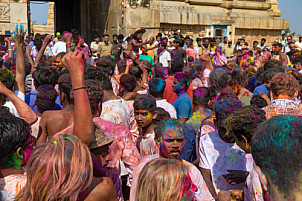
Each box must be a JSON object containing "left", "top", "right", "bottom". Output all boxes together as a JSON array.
[{"left": 73, "top": 87, "right": 86, "bottom": 92}]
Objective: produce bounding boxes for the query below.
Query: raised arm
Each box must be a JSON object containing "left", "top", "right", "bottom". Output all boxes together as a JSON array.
[
  {"left": 64, "top": 32, "right": 73, "bottom": 53},
  {"left": 124, "top": 50, "right": 148, "bottom": 85},
  {"left": 34, "top": 34, "right": 54, "bottom": 68},
  {"left": 0, "top": 81, "right": 37, "bottom": 125},
  {"left": 61, "top": 51, "right": 94, "bottom": 146},
  {"left": 4, "top": 37, "right": 14, "bottom": 58},
  {"left": 132, "top": 39, "right": 149, "bottom": 47},
  {"left": 25, "top": 44, "right": 35, "bottom": 71},
  {"left": 14, "top": 26, "right": 26, "bottom": 94}
]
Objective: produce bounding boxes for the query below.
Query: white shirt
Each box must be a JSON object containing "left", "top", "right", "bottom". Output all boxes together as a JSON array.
[
  {"left": 284, "top": 43, "right": 290, "bottom": 54},
  {"left": 100, "top": 99, "right": 131, "bottom": 129},
  {"left": 295, "top": 41, "right": 302, "bottom": 51},
  {"left": 203, "top": 68, "right": 211, "bottom": 87},
  {"left": 52, "top": 41, "right": 66, "bottom": 56},
  {"left": 4, "top": 91, "right": 25, "bottom": 117},
  {"left": 156, "top": 99, "right": 177, "bottom": 119},
  {"left": 158, "top": 50, "right": 171, "bottom": 67},
  {"left": 199, "top": 130, "right": 254, "bottom": 193},
  {"left": 91, "top": 41, "right": 101, "bottom": 58}
]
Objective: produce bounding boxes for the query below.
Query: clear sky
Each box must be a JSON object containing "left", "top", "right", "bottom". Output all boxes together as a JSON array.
[
  {"left": 30, "top": 0, "right": 301, "bottom": 34},
  {"left": 30, "top": 1, "right": 49, "bottom": 25},
  {"left": 278, "top": 0, "right": 301, "bottom": 35}
]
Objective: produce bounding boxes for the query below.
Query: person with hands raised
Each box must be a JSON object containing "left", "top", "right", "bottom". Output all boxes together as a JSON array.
[
  {"left": 4, "top": 37, "right": 14, "bottom": 58},
  {"left": 0, "top": 81, "right": 37, "bottom": 125},
  {"left": 33, "top": 34, "right": 54, "bottom": 68},
  {"left": 1, "top": 25, "right": 27, "bottom": 117},
  {"left": 58, "top": 50, "right": 94, "bottom": 147}
]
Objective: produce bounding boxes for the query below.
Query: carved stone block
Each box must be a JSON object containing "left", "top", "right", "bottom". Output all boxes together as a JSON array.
[{"left": 0, "top": 3, "right": 10, "bottom": 22}]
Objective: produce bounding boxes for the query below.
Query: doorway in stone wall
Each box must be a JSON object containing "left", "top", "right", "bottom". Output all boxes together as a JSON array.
[{"left": 214, "top": 25, "right": 227, "bottom": 43}]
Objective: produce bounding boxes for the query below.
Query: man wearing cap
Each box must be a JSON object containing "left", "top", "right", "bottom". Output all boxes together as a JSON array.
[
  {"left": 127, "top": 28, "right": 149, "bottom": 57},
  {"left": 90, "top": 35, "right": 100, "bottom": 59},
  {"left": 57, "top": 79, "right": 141, "bottom": 201},
  {"left": 97, "top": 34, "right": 113, "bottom": 58}
]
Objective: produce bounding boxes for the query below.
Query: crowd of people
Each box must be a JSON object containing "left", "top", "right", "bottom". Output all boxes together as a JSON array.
[{"left": 1, "top": 24, "right": 302, "bottom": 201}]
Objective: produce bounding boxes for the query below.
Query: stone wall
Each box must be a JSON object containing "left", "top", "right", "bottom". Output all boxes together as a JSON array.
[
  {"left": 103, "top": 0, "right": 289, "bottom": 45},
  {"left": 0, "top": 0, "right": 28, "bottom": 35}
]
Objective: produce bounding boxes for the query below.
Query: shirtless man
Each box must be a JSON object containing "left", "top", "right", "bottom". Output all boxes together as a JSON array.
[{"left": 37, "top": 73, "right": 75, "bottom": 145}]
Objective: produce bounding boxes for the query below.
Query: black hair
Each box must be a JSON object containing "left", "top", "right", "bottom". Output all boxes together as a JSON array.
[
  {"left": 193, "top": 87, "right": 211, "bottom": 107},
  {"left": 133, "top": 94, "right": 157, "bottom": 113},
  {"left": 96, "top": 57, "right": 115, "bottom": 77},
  {"left": 196, "top": 38, "right": 202, "bottom": 42},
  {"left": 247, "top": 77, "right": 263, "bottom": 93},
  {"left": 263, "top": 67, "right": 285, "bottom": 83},
  {"left": 36, "top": 85, "right": 58, "bottom": 114},
  {"left": 3, "top": 58, "right": 16, "bottom": 71},
  {"left": 120, "top": 74, "right": 137, "bottom": 92},
  {"left": 171, "top": 58, "right": 184, "bottom": 74},
  {"left": 118, "top": 34, "right": 124, "bottom": 40},
  {"left": 214, "top": 98, "right": 242, "bottom": 122},
  {"left": 208, "top": 66, "right": 227, "bottom": 93},
  {"left": 263, "top": 60, "right": 283, "bottom": 71},
  {"left": 253, "top": 41, "right": 258, "bottom": 45},
  {"left": 33, "top": 38, "right": 43, "bottom": 50},
  {"left": 175, "top": 39, "right": 184, "bottom": 47},
  {"left": 103, "top": 34, "right": 109, "bottom": 38},
  {"left": 0, "top": 68, "right": 15, "bottom": 90},
  {"left": 117, "top": 59, "right": 126, "bottom": 73},
  {"left": 219, "top": 72, "right": 232, "bottom": 89},
  {"left": 32, "top": 67, "right": 59, "bottom": 88},
  {"left": 0, "top": 115, "right": 31, "bottom": 169},
  {"left": 129, "top": 65, "right": 143, "bottom": 80},
  {"left": 148, "top": 78, "right": 166, "bottom": 98},
  {"left": 250, "top": 95, "right": 267, "bottom": 108},
  {"left": 85, "top": 79, "right": 104, "bottom": 114},
  {"left": 231, "top": 67, "right": 246, "bottom": 86},
  {"left": 251, "top": 116, "right": 302, "bottom": 196},
  {"left": 93, "top": 35, "right": 100, "bottom": 39},
  {"left": 154, "top": 107, "right": 171, "bottom": 126},
  {"left": 112, "top": 34, "right": 118, "bottom": 38},
  {"left": 261, "top": 38, "right": 266, "bottom": 42},
  {"left": 84, "top": 68, "right": 113, "bottom": 90},
  {"left": 58, "top": 73, "right": 73, "bottom": 103},
  {"left": 225, "top": 105, "right": 266, "bottom": 143},
  {"left": 186, "top": 41, "right": 193, "bottom": 48},
  {"left": 276, "top": 43, "right": 283, "bottom": 49}
]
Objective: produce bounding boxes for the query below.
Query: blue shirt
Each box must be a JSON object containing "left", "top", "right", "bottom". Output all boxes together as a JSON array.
[
  {"left": 253, "top": 84, "right": 268, "bottom": 95},
  {"left": 173, "top": 93, "right": 192, "bottom": 119},
  {"left": 25, "top": 90, "right": 63, "bottom": 113},
  {"left": 181, "top": 109, "right": 212, "bottom": 162}
]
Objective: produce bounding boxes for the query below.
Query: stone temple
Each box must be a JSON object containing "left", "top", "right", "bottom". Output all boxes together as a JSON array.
[
  {"left": 109, "top": 0, "right": 289, "bottom": 45},
  {"left": 0, "top": 0, "right": 289, "bottom": 45}
]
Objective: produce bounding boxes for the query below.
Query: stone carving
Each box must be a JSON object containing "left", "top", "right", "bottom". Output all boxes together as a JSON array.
[
  {"left": 126, "top": 0, "right": 150, "bottom": 8},
  {"left": 0, "top": 3, "right": 10, "bottom": 22}
]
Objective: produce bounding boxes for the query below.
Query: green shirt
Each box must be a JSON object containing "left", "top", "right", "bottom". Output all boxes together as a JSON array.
[{"left": 139, "top": 54, "right": 155, "bottom": 66}]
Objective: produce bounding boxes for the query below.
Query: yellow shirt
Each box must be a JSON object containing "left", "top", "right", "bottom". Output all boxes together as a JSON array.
[
  {"left": 147, "top": 43, "right": 156, "bottom": 60},
  {"left": 97, "top": 43, "right": 113, "bottom": 57}
]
